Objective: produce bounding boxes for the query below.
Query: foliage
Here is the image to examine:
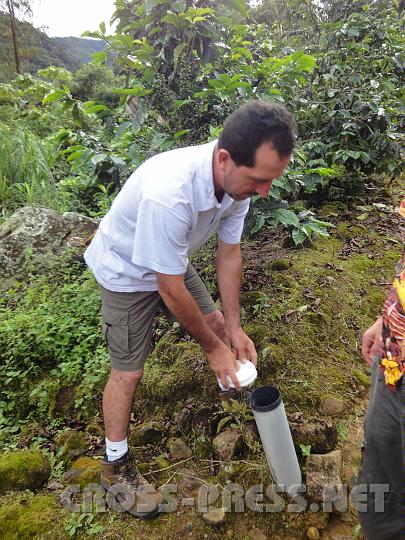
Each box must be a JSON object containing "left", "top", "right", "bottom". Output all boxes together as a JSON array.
[
  {"left": 216, "top": 398, "right": 254, "bottom": 433},
  {"left": 0, "top": 0, "right": 404, "bottom": 234},
  {"left": 0, "top": 260, "right": 108, "bottom": 436}
]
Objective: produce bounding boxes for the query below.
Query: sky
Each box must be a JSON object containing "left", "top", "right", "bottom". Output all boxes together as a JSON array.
[{"left": 31, "top": 0, "right": 117, "bottom": 37}]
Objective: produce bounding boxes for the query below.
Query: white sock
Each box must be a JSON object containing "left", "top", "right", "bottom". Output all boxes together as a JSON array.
[{"left": 105, "top": 437, "right": 128, "bottom": 461}]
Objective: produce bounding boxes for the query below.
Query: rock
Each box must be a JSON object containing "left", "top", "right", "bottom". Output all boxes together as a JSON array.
[
  {"left": 168, "top": 437, "right": 192, "bottom": 460},
  {"left": 47, "top": 480, "right": 65, "bottom": 491},
  {"left": 86, "top": 422, "right": 105, "bottom": 437},
  {"left": 0, "top": 206, "right": 98, "bottom": 280},
  {"left": 250, "top": 527, "right": 268, "bottom": 540},
  {"left": 267, "top": 258, "right": 291, "bottom": 272},
  {"left": 306, "top": 450, "right": 343, "bottom": 502},
  {"left": 62, "top": 456, "right": 100, "bottom": 488},
  {"left": 0, "top": 450, "right": 51, "bottom": 493},
  {"left": 0, "top": 495, "right": 58, "bottom": 538},
  {"left": 129, "top": 421, "right": 164, "bottom": 446},
  {"left": 54, "top": 385, "right": 76, "bottom": 416},
  {"left": 290, "top": 420, "right": 338, "bottom": 454},
  {"left": 213, "top": 429, "right": 246, "bottom": 461},
  {"left": 352, "top": 368, "right": 370, "bottom": 388},
  {"left": 56, "top": 429, "right": 87, "bottom": 464},
  {"left": 319, "top": 395, "right": 346, "bottom": 417},
  {"left": 307, "top": 527, "right": 320, "bottom": 540},
  {"left": 201, "top": 507, "right": 226, "bottom": 525},
  {"left": 178, "top": 468, "right": 201, "bottom": 488}
]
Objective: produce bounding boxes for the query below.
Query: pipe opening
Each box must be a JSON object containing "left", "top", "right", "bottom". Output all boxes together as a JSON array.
[{"left": 250, "top": 385, "right": 282, "bottom": 412}]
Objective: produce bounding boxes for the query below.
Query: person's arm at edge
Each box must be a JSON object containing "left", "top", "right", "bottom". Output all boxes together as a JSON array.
[
  {"left": 156, "top": 272, "right": 241, "bottom": 390},
  {"left": 216, "top": 239, "right": 258, "bottom": 366},
  {"left": 362, "top": 315, "right": 383, "bottom": 366}
]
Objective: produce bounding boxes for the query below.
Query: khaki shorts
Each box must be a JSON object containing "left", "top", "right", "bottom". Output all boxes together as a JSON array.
[{"left": 99, "top": 263, "right": 216, "bottom": 372}]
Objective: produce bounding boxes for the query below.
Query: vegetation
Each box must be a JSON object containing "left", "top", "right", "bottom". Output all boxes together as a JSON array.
[{"left": 0, "top": 1, "right": 404, "bottom": 537}]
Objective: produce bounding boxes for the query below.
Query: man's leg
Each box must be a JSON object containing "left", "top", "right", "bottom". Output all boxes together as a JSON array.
[
  {"left": 103, "top": 368, "right": 144, "bottom": 442},
  {"left": 98, "top": 285, "right": 163, "bottom": 518}
]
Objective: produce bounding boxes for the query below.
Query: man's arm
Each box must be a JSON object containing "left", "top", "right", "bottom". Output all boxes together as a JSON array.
[
  {"left": 157, "top": 273, "right": 241, "bottom": 390},
  {"left": 216, "top": 239, "right": 258, "bottom": 366}
]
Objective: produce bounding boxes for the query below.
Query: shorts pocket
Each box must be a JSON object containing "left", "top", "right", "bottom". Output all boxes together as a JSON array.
[{"left": 102, "top": 313, "right": 130, "bottom": 359}]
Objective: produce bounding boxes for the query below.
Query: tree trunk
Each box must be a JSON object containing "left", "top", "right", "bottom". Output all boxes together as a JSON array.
[{"left": 7, "top": 0, "right": 21, "bottom": 74}]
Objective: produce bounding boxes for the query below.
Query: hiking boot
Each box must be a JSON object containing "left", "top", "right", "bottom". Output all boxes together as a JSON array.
[{"left": 101, "top": 451, "right": 162, "bottom": 519}]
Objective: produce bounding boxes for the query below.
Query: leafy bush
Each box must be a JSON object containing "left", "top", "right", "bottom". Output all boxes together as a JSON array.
[{"left": 0, "top": 261, "right": 108, "bottom": 435}]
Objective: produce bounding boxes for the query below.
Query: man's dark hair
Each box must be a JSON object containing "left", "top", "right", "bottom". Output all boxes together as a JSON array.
[{"left": 218, "top": 100, "right": 296, "bottom": 167}]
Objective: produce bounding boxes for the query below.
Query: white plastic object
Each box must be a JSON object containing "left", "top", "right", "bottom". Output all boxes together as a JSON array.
[
  {"left": 250, "top": 385, "right": 302, "bottom": 496},
  {"left": 217, "top": 360, "right": 257, "bottom": 391}
]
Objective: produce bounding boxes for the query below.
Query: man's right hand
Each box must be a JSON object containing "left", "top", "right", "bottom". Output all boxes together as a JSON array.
[
  {"left": 207, "top": 343, "right": 241, "bottom": 391},
  {"left": 362, "top": 316, "right": 383, "bottom": 366}
]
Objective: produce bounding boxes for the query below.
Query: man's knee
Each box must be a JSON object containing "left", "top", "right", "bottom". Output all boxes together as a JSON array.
[
  {"left": 205, "top": 310, "right": 226, "bottom": 337},
  {"left": 108, "top": 367, "right": 144, "bottom": 389}
]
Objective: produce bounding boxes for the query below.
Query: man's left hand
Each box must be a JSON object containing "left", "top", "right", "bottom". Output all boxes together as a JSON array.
[{"left": 227, "top": 327, "right": 258, "bottom": 367}]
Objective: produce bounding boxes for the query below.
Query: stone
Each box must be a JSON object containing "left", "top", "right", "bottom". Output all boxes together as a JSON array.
[
  {"left": 56, "top": 429, "right": 87, "bottom": 464},
  {"left": 201, "top": 507, "right": 226, "bottom": 525},
  {"left": 250, "top": 527, "right": 268, "bottom": 540},
  {"left": 290, "top": 420, "right": 338, "bottom": 454},
  {"left": 213, "top": 429, "right": 246, "bottom": 461},
  {"left": 267, "top": 258, "right": 291, "bottom": 272},
  {"left": 307, "top": 527, "right": 320, "bottom": 540},
  {"left": 0, "top": 450, "right": 51, "bottom": 493},
  {"left": 168, "top": 437, "right": 192, "bottom": 460},
  {"left": 47, "top": 480, "right": 65, "bottom": 491},
  {"left": 319, "top": 396, "right": 346, "bottom": 417},
  {"left": 352, "top": 368, "right": 370, "bottom": 388},
  {"left": 85, "top": 422, "right": 104, "bottom": 437},
  {"left": 0, "top": 206, "right": 98, "bottom": 280},
  {"left": 62, "top": 456, "right": 100, "bottom": 488},
  {"left": 306, "top": 450, "right": 343, "bottom": 502},
  {"left": 178, "top": 468, "right": 201, "bottom": 488},
  {"left": 0, "top": 495, "right": 58, "bottom": 538},
  {"left": 129, "top": 421, "right": 164, "bottom": 446}
]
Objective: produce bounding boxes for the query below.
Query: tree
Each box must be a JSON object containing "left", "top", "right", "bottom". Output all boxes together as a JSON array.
[{"left": 0, "top": 0, "right": 32, "bottom": 74}]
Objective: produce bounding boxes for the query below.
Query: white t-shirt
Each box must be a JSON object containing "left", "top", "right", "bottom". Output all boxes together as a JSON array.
[{"left": 84, "top": 140, "right": 250, "bottom": 292}]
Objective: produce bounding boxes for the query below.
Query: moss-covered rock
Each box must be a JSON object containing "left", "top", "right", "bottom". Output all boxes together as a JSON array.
[
  {"left": 0, "top": 494, "right": 64, "bottom": 540},
  {"left": 56, "top": 429, "right": 87, "bottom": 464},
  {"left": 0, "top": 451, "right": 51, "bottom": 493},
  {"left": 244, "top": 322, "right": 268, "bottom": 350},
  {"left": 129, "top": 420, "right": 164, "bottom": 446},
  {"left": 62, "top": 456, "right": 100, "bottom": 488},
  {"left": 266, "top": 258, "right": 291, "bottom": 272},
  {"left": 352, "top": 368, "right": 371, "bottom": 388}
]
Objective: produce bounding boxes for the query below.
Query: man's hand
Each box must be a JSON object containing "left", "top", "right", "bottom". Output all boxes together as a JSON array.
[
  {"left": 227, "top": 326, "right": 258, "bottom": 367},
  {"left": 362, "top": 316, "right": 383, "bottom": 366},
  {"left": 207, "top": 342, "right": 241, "bottom": 390}
]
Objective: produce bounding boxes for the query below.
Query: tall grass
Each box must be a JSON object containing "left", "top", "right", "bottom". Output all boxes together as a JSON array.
[{"left": 0, "top": 123, "right": 59, "bottom": 219}]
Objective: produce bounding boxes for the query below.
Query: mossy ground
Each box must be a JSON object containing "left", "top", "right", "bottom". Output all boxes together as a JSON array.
[{"left": 0, "top": 179, "right": 404, "bottom": 538}]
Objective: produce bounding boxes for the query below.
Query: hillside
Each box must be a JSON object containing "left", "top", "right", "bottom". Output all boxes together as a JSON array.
[{"left": 0, "top": 12, "right": 105, "bottom": 81}]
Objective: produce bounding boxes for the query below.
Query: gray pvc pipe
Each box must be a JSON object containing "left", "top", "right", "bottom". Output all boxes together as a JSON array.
[{"left": 250, "top": 386, "right": 302, "bottom": 495}]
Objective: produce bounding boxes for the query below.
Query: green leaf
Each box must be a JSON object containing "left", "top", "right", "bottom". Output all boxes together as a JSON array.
[
  {"left": 250, "top": 214, "right": 265, "bottom": 235},
  {"left": 274, "top": 208, "right": 299, "bottom": 227},
  {"left": 172, "top": 99, "right": 193, "bottom": 110},
  {"left": 91, "top": 50, "right": 107, "bottom": 64},
  {"left": 99, "top": 22, "right": 106, "bottom": 34},
  {"left": 42, "top": 90, "right": 66, "bottom": 104},
  {"left": 292, "top": 228, "right": 308, "bottom": 245}
]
